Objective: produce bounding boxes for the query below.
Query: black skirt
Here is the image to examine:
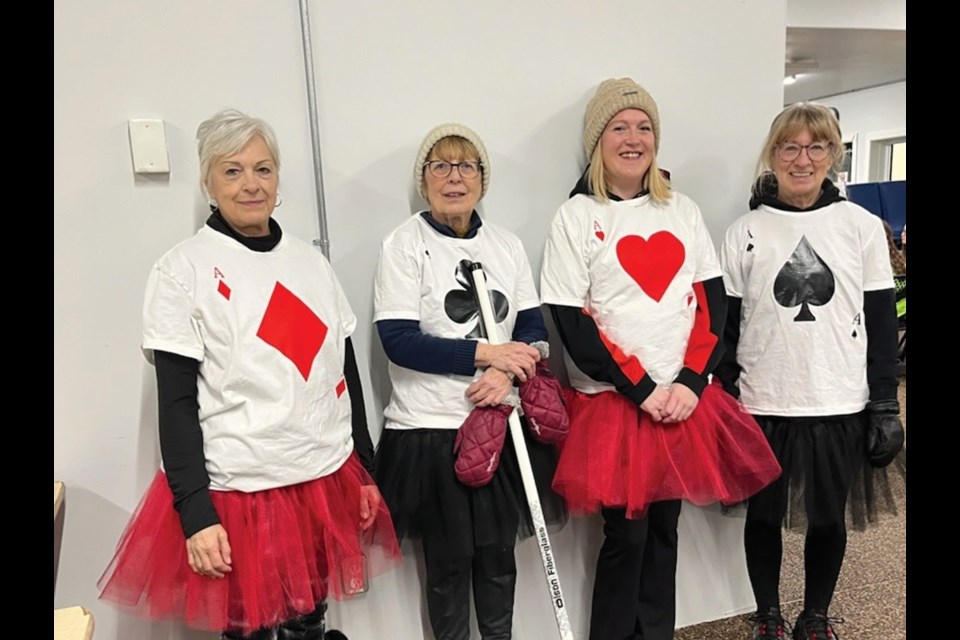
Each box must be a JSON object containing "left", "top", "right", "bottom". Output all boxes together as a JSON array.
[
  {"left": 374, "top": 418, "right": 567, "bottom": 557},
  {"left": 747, "top": 411, "right": 904, "bottom": 531}
]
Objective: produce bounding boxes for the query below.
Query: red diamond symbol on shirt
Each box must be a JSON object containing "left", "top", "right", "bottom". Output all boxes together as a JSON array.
[
  {"left": 217, "top": 280, "right": 231, "bottom": 300},
  {"left": 256, "top": 282, "right": 328, "bottom": 380}
]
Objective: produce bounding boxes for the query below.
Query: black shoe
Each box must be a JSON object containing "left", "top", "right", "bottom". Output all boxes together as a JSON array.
[
  {"left": 792, "top": 609, "right": 843, "bottom": 640},
  {"left": 747, "top": 607, "right": 789, "bottom": 639},
  {"left": 276, "top": 602, "right": 350, "bottom": 640},
  {"left": 221, "top": 628, "right": 277, "bottom": 640}
]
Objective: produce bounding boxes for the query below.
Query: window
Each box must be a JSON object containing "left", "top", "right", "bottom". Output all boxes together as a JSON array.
[
  {"left": 867, "top": 132, "right": 906, "bottom": 182},
  {"left": 889, "top": 141, "right": 906, "bottom": 181}
]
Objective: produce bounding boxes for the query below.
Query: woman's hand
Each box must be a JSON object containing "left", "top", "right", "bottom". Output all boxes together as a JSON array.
[
  {"left": 186, "top": 524, "right": 232, "bottom": 578},
  {"left": 466, "top": 368, "right": 513, "bottom": 406},
  {"left": 661, "top": 383, "right": 699, "bottom": 423},
  {"left": 475, "top": 342, "right": 540, "bottom": 382},
  {"left": 359, "top": 484, "right": 382, "bottom": 531},
  {"left": 640, "top": 386, "right": 670, "bottom": 422}
]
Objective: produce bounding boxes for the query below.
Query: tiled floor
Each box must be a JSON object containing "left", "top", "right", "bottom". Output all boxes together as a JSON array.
[{"left": 675, "top": 377, "right": 907, "bottom": 639}]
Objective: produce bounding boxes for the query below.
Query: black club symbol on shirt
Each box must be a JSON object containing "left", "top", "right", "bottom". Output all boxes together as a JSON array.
[{"left": 444, "top": 259, "right": 509, "bottom": 339}]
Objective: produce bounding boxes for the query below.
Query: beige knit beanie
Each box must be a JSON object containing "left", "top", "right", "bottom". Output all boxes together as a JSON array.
[
  {"left": 583, "top": 78, "right": 661, "bottom": 158},
  {"left": 414, "top": 123, "right": 490, "bottom": 200}
]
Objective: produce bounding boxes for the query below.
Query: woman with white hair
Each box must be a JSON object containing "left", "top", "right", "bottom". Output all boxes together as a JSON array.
[{"left": 98, "top": 109, "right": 400, "bottom": 640}]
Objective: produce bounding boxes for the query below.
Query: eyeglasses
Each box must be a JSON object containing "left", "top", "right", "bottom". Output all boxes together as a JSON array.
[
  {"left": 778, "top": 142, "right": 831, "bottom": 162},
  {"left": 423, "top": 160, "right": 481, "bottom": 179}
]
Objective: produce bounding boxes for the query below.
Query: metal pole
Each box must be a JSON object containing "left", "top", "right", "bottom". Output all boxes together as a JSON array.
[{"left": 298, "top": 0, "right": 330, "bottom": 258}]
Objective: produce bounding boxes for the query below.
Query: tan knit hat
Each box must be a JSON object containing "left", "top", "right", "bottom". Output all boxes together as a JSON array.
[
  {"left": 583, "top": 78, "right": 660, "bottom": 158},
  {"left": 414, "top": 123, "right": 490, "bottom": 200}
]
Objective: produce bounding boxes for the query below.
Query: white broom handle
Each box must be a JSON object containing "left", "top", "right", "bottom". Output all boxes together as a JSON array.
[{"left": 469, "top": 262, "right": 575, "bottom": 640}]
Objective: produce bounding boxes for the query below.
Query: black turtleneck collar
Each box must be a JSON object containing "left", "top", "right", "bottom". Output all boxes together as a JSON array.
[
  {"left": 749, "top": 173, "right": 844, "bottom": 212},
  {"left": 206, "top": 208, "right": 282, "bottom": 252},
  {"left": 420, "top": 210, "right": 483, "bottom": 239},
  {"left": 569, "top": 164, "right": 649, "bottom": 201}
]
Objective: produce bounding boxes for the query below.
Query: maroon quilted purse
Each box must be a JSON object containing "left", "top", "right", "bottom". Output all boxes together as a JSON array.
[
  {"left": 453, "top": 403, "right": 514, "bottom": 488},
  {"left": 519, "top": 361, "right": 569, "bottom": 445}
]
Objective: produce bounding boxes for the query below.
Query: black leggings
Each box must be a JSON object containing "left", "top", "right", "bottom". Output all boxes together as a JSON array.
[
  {"left": 746, "top": 483, "right": 847, "bottom": 613},
  {"left": 422, "top": 534, "right": 517, "bottom": 640},
  {"left": 744, "top": 413, "right": 866, "bottom": 614}
]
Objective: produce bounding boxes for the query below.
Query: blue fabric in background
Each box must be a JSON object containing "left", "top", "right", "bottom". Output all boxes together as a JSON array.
[{"left": 846, "top": 180, "right": 906, "bottom": 242}]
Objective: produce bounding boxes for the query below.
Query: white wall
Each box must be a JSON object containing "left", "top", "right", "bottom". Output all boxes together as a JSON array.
[
  {"left": 54, "top": 1, "right": 787, "bottom": 638},
  {"left": 816, "top": 81, "right": 906, "bottom": 184}
]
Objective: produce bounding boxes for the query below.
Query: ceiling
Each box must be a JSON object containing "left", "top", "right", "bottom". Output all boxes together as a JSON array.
[{"left": 783, "top": 27, "right": 906, "bottom": 104}]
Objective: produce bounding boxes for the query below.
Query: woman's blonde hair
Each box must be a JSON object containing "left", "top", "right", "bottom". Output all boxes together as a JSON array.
[
  {"left": 587, "top": 140, "right": 671, "bottom": 203},
  {"left": 755, "top": 102, "right": 844, "bottom": 181}
]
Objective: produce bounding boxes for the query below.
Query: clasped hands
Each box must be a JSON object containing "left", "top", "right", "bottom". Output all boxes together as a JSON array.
[
  {"left": 467, "top": 342, "right": 541, "bottom": 407},
  {"left": 640, "top": 383, "right": 698, "bottom": 423}
]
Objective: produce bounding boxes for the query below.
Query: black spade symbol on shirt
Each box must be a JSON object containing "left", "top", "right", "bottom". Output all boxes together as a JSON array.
[
  {"left": 773, "top": 235, "right": 835, "bottom": 322},
  {"left": 444, "top": 259, "right": 509, "bottom": 339}
]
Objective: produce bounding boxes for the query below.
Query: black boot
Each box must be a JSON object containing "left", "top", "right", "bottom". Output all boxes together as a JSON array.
[
  {"left": 277, "top": 602, "right": 350, "bottom": 640},
  {"left": 221, "top": 627, "right": 277, "bottom": 640}
]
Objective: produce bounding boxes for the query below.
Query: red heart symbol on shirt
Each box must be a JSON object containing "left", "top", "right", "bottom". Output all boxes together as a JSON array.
[{"left": 616, "top": 232, "right": 685, "bottom": 302}]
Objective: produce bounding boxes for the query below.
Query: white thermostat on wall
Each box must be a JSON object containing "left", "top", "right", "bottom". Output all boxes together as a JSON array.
[{"left": 128, "top": 119, "right": 170, "bottom": 174}]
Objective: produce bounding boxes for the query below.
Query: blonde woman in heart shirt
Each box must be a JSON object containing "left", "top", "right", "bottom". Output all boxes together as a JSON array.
[{"left": 540, "top": 78, "right": 781, "bottom": 640}]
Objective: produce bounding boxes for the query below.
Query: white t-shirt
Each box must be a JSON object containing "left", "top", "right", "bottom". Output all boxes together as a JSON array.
[
  {"left": 720, "top": 200, "right": 894, "bottom": 416},
  {"left": 374, "top": 214, "right": 541, "bottom": 430},
  {"left": 540, "top": 192, "right": 722, "bottom": 393},
  {"left": 142, "top": 226, "right": 357, "bottom": 491}
]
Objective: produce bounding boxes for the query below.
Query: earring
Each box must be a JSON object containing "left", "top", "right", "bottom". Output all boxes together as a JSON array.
[
  {"left": 275, "top": 193, "right": 283, "bottom": 208},
  {"left": 208, "top": 198, "right": 218, "bottom": 212}
]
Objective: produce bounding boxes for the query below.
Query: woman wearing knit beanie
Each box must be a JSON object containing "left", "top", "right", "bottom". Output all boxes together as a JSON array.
[
  {"left": 540, "top": 78, "right": 781, "bottom": 640},
  {"left": 373, "top": 123, "right": 566, "bottom": 639}
]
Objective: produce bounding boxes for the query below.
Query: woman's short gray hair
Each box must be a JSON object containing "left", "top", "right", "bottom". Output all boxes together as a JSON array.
[{"left": 196, "top": 109, "right": 281, "bottom": 197}]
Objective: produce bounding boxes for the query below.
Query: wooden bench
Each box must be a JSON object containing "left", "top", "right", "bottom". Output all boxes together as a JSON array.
[
  {"left": 54, "top": 481, "right": 96, "bottom": 639},
  {"left": 54, "top": 606, "right": 95, "bottom": 640}
]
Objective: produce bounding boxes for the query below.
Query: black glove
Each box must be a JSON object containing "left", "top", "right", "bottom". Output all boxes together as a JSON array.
[{"left": 865, "top": 399, "right": 904, "bottom": 468}]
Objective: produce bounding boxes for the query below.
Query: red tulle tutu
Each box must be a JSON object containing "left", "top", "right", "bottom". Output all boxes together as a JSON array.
[
  {"left": 552, "top": 383, "right": 781, "bottom": 519},
  {"left": 98, "top": 453, "right": 401, "bottom": 633}
]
